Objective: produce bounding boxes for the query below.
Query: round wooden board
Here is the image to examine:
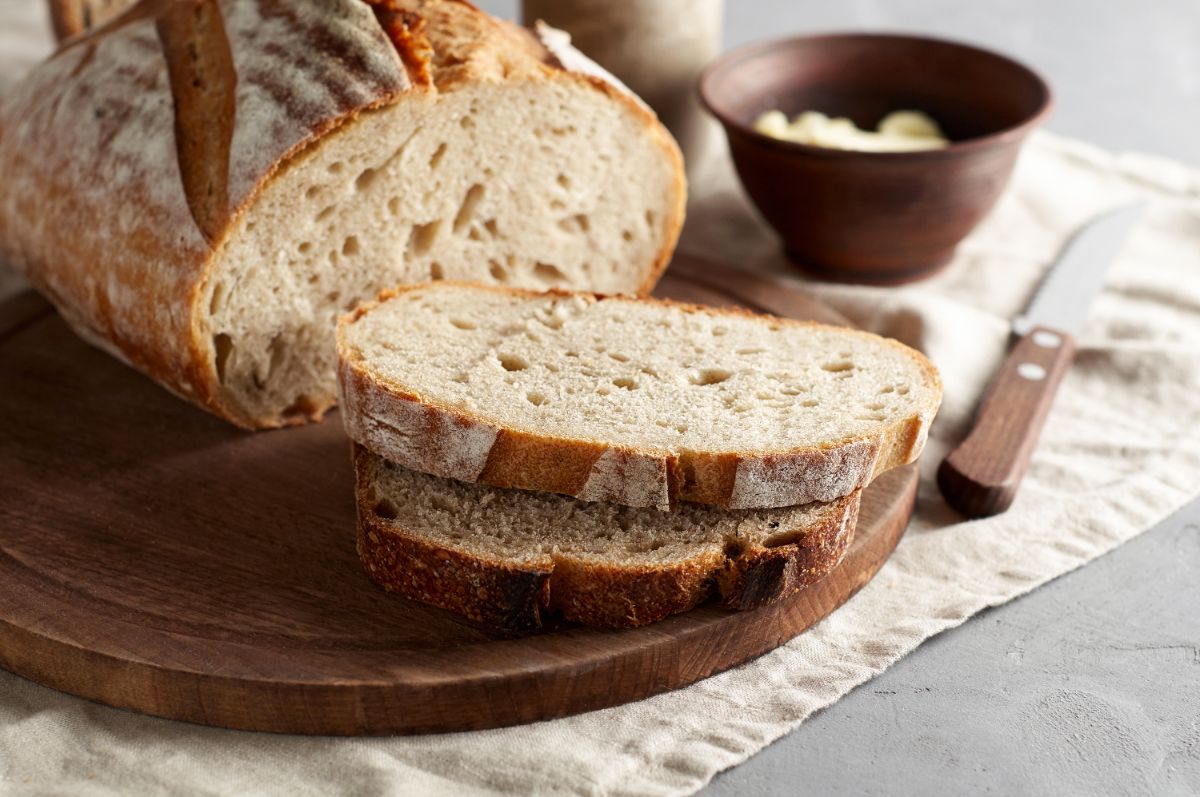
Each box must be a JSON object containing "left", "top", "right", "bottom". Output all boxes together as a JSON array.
[{"left": 0, "top": 255, "right": 917, "bottom": 735}]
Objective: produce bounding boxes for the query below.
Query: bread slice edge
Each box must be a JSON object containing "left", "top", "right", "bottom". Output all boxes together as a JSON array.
[
  {"left": 338, "top": 282, "right": 942, "bottom": 510},
  {"left": 353, "top": 445, "right": 862, "bottom": 630}
]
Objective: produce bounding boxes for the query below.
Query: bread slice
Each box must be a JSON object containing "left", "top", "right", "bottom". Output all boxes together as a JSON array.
[
  {"left": 1, "top": 0, "right": 684, "bottom": 429},
  {"left": 354, "top": 445, "right": 860, "bottom": 630},
  {"left": 338, "top": 282, "right": 942, "bottom": 510}
]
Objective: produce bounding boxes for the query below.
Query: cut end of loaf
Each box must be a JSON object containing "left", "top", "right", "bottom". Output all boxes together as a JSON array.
[
  {"left": 202, "top": 77, "right": 681, "bottom": 427},
  {"left": 353, "top": 446, "right": 860, "bottom": 630}
]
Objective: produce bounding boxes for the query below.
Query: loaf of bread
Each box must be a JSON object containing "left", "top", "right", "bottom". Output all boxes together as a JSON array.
[
  {"left": 338, "top": 282, "right": 942, "bottom": 510},
  {"left": 354, "top": 445, "right": 860, "bottom": 630},
  {"left": 0, "top": 0, "right": 685, "bottom": 428}
]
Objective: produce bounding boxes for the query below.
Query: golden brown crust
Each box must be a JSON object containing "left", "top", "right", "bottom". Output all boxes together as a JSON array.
[
  {"left": 352, "top": 446, "right": 862, "bottom": 630},
  {"left": 47, "top": 0, "right": 134, "bottom": 40},
  {"left": 338, "top": 282, "right": 943, "bottom": 510},
  {"left": 11, "top": 0, "right": 684, "bottom": 429}
]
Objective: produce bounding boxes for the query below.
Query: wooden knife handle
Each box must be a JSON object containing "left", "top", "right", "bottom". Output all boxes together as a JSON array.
[{"left": 937, "top": 327, "right": 1077, "bottom": 518}]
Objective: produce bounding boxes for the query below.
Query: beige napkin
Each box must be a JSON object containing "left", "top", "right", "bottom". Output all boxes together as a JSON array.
[{"left": 3, "top": 6, "right": 1200, "bottom": 795}]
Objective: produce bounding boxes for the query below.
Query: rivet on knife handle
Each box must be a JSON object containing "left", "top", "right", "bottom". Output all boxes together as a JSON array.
[{"left": 937, "top": 327, "right": 1076, "bottom": 518}]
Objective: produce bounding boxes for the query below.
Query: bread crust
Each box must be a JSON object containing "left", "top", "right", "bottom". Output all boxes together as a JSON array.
[
  {"left": 338, "top": 283, "right": 942, "bottom": 510},
  {"left": 353, "top": 446, "right": 861, "bottom": 630},
  {"left": 6, "top": 0, "right": 684, "bottom": 428},
  {"left": 47, "top": 0, "right": 131, "bottom": 40}
]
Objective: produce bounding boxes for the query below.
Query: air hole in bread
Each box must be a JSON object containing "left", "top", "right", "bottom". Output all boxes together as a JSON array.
[
  {"left": 897, "top": 385, "right": 910, "bottom": 395},
  {"left": 488, "top": 260, "right": 508, "bottom": 281},
  {"left": 549, "top": 198, "right": 566, "bottom": 211},
  {"left": 866, "top": 402, "right": 885, "bottom": 410},
  {"left": 429, "top": 496, "right": 457, "bottom": 513},
  {"left": 801, "top": 399, "right": 820, "bottom": 407},
  {"left": 645, "top": 209, "right": 657, "bottom": 229},
  {"left": 525, "top": 391, "right": 547, "bottom": 406},
  {"left": 621, "top": 229, "right": 634, "bottom": 243},
  {"left": 355, "top": 166, "right": 379, "bottom": 193},
  {"left": 821, "top": 361, "right": 854, "bottom": 373},
  {"left": 879, "top": 385, "right": 896, "bottom": 394},
  {"left": 691, "top": 368, "right": 732, "bottom": 386},
  {"left": 298, "top": 241, "right": 313, "bottom": 254},
  {"left": 453, "top": 183, "right": 485, "bottom": 234},
  {"left": 304, "top": 185, "right": 320, "bottom": 199},
  {"left": 373, "top": 498, "right": 399, "bottom": 520},
  {"left": 533, "top": 262, "right": 568, "bottom": 284},
  {"left": 387, "top": 197, "right": 401, "bottom": 215},
  {"left": 409, "top": 220, "right": 441, "bottom": 257},
  {"left": 613, "top": 377, "right": 638, "bottom": 390},
  {"left": 780, "top": 387, "right": 804, "bottom": 396},
  {"left": 597, "top": 387, "right": 611, "bottom": 396},
  {"left": 342, "top": 236, "right": 360, "bottom": 256},
  {"left": 430, "top": 262, "right": 445, "bottom": 280},
  {"left": 282, "top": 393, "right": 319, "bottom": 420},
  {"left": 209, "top": 282, "right": 226, "bottom": 314},
  {"left": 448, "top": 318, "right": 475, "bottom": 331},
  {"left": 722, "top": 537, "right": 746, "bottom": 559},
  {"left": 459, "top": 115, "right": 475, "bottom": 130},
  {"left": 498, "top": 353, "right": 528, "bottom": 372},
  {"left": 483, "top": 218, "right": 500, "bottom": 238},
  {"left": 712, "top": 327, "right": 728, "bottom": 337},
  {"left": 254, "top": 333, "right": 287, "bottom": 389},
  {"left": 328, "top": 161, "right": 345, "bottom": 175},
  {"left": 213, "top": 333, "right": 233, "bottom": 384},
  {"left": 451, "top": 372, "right": 469, "bottom": 383},
  {"left": 565, "top": 350, "right": 579, "bottom": 358},
  {"left": 316, "top": 205, "right": 335, "bottom": 223},
  {"left": 627, "top": 540, "right": 666, "bottom": 553},
  {"left": 763, "top": 528, "right": 807, "bottom": 549},
  {"left": 557, "top": 214, "right": 591, "bottom": 234},
  {"left": 608, "top": 352, "right": 630, "bottom": 363},
  {"left": 556, "top": 173, "right": 571, "bottom": 189},
  {"left": 429, "top": 142, "right": 448, "bottom": 170}
]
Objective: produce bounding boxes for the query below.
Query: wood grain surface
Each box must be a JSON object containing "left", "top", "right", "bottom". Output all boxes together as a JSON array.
[
  {"left": 0, "top": 255, "right": 918, "bottom": 735},
  {"left": 938, "top": 326, "right": 1076, "bottom": 517}
]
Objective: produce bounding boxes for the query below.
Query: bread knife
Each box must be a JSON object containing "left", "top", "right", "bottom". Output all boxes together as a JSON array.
[{"left": 937, "top": 203, "right": 1145, "bottom": 518}]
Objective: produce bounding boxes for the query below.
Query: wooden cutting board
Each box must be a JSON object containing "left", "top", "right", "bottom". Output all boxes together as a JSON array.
[{"left": 0, "top": 255, "right": 918, "bottom": 735}]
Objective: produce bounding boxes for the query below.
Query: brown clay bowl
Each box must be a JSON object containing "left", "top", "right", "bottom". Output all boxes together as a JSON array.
[{"left": 699, "top": 33, "right": 1052, "bottom": 284}]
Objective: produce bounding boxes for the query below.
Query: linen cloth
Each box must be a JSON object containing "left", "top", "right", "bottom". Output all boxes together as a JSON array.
[{"left": 2, "top": 5, "right": 1199, "bottom": 795}]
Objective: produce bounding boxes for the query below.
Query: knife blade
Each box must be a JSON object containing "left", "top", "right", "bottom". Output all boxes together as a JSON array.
[
  {"left": 938, "top": 203, "right": 1145, "bottom": 518},
  {"left": 1013, "top": 203, "right": 1146, "bottom": 337}
]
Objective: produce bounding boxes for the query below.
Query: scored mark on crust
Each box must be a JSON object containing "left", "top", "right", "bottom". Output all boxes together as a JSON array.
[{"left": 155, "top": 0, "right": 237, "bottom": 244}]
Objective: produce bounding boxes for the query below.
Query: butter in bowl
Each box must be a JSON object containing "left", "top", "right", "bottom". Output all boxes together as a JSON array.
[{"left": 699, "top": 33, "right": 1052, "bottom": 284}]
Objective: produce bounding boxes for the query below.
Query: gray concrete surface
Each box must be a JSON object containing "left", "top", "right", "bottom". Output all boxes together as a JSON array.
[{"left": 473, "top": 1, "right": 1200, "bottom": 794}]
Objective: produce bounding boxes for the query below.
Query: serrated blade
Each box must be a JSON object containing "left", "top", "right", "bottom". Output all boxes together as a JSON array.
[{"left": 1013, "top": 203, "right": 1146, "bottom": 337}]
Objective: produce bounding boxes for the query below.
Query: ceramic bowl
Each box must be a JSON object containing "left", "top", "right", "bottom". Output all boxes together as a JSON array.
[{"left": 699, "top": 33, "right": 1052, "bottom": 283}]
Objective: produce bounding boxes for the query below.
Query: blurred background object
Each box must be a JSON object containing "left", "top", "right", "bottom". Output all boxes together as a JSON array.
[
  {"left": 495, "top": 0, "right": 1199, "bottom": 166},
  {"left": 699, "top": 33, "right": 1051, "bottom": 282}
]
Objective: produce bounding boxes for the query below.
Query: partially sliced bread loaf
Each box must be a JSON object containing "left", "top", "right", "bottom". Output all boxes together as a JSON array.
[
  {"left": 338, "top": 282, "right": 942, "bottom": 511},
  {"left": 354, "top": 446, "right": 860, "bottom": 630},
  {"left": 2, "top": 0, "right": 684, "bottom": 429}
]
